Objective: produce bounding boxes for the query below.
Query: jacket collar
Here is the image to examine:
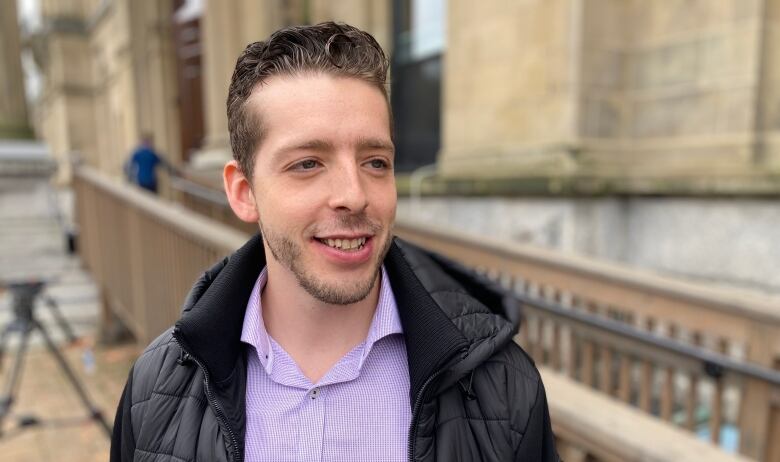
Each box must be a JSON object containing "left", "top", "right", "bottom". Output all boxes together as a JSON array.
[
  {"left": 382, "top": 241, "right": 470, "bottom": 400},
  {"left": 173, "top": 234, "right": 513, "bottom": 401},
  {"left": 174, "top": 234, "right": 266, "bottom": 383}
]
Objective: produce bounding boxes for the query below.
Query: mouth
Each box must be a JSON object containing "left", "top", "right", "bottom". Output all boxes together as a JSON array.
[{"left": 314, "top": 236, "right": 369, "bottom": 252}]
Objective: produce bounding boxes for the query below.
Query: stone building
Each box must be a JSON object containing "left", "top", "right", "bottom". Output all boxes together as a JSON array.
[
  {"left": 17, "top": 0, "right": 780, "bottom": 295},
  {"left": 28, "top": 0, "right": 183, "bottom": 183},
  {"left": 25, "top": 0, "right": 390, "bottom": 183},
  {"left": 439, "top": 0, "right": 780, "bottom": 195},
  {"left": 0, "top": 0, "right": 33, "bottom": 140},
  {"left": 16, "top": 0, "right": 780, "bottom": 187}
]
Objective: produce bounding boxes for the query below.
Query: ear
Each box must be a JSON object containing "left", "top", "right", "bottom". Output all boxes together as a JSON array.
[{"left": 223, "top": 160, "right": 260, "bottom": 223}]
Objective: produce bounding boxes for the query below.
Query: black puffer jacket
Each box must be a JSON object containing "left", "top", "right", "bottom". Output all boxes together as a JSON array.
[{"left": 110, "top": 235, "right": 559, "bottom": 462}]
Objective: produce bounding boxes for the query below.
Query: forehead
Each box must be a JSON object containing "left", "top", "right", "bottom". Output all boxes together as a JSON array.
[{"left": 247, "top": 73, "right": 392, "bottom": 149}]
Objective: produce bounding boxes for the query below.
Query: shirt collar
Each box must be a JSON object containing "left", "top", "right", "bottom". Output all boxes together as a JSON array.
[
  {"left": 240, "top": 266, "right": 402, "bottom": 376},
  {"left": 240, "top": 267, "right": 273, "bottom": 373},
  {"left": 359, "top": 267, "right": 402, "bottom": 369}
]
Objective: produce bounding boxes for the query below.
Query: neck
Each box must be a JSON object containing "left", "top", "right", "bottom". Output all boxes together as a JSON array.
[{"left": 260, "top": 257, "right": 380, "bottom": 383}]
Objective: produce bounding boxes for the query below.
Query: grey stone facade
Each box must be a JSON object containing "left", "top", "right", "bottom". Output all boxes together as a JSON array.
[{"left": 398, "top": 196, "right": 780, "bottom": 297}]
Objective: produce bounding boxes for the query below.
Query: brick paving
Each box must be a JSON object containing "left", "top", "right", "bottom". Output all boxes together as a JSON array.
[
  {"left": 0, "top": 170, "right": 139, "bottom": 461},
  {"left": 0, "top": 337, "right": 137, "bottom": 462}
]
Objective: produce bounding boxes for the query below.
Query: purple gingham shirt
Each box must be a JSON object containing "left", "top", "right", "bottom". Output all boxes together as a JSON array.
[{"left": 240, "top": 266, "right": 411, "bottom": 462}]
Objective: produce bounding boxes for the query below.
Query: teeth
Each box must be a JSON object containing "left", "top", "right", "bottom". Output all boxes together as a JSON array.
[{"left": 320, "top": 237, "right": 367, "bottom": 250}]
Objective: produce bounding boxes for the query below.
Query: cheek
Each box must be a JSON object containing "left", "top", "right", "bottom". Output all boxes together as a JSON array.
[
  {"left": 372, "top": 183, "right": 397, "bottom": 219},
  {"left": 258, "top": 190, "right": 323, "bottom": 230}
]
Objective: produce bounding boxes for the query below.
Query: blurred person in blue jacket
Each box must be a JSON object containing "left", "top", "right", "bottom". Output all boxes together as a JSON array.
[{"left": 124, "top": 134, "right": 173, "bottom": 193}]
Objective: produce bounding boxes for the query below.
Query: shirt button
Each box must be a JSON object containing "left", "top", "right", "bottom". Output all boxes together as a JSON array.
[{"left": 311, "top": 388, "right": 319, "bottom": 400}]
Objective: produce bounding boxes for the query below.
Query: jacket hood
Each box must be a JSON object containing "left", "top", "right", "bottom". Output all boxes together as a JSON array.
[
  {"left": 174, "top": 234, "right": 520, "bottom": 402},
  {"left": 387, "top": 240, "right": 521, "bottom": 393}
]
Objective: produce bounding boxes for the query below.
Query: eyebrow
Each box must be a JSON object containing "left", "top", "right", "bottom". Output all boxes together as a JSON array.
[{"left": 274, "top": 136, "right": 395, "bottom": 159}]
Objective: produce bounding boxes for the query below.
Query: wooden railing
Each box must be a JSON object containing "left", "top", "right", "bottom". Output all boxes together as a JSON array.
[
  {"left": 169, "top": 174, "right": 257, "bottom": 235},
  {"left": 73, "top": 166, "right": 247, "bottom": 344},
  {"left": 395, "top": 222, "right": 780, "bottom": 462},
  {"left": 75, "top": 166, "right": 778, "bottom": 461}
]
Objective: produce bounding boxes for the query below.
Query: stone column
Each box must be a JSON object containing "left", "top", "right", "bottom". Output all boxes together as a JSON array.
[
  {"left": 35, "top": 0, "right": 93, "bottom": 183},
  {"left": 193, "top": 0, "right": 243, "bottom": 168},
  {"left": 439, "top": 0, "right": 581, "bottom": 178},
  {"left": 755, "top": 0, "right": 780, "bottom": 172},
  {"left": 194, "top": 0, "right": 286, "bottom": 169},
  {"left": 0, "top": 0, "right": 33, "bottom": 139},
  {"left": 129, "top": 0, "right": 181, "bottom": 164},
  {"left": 310, "top": 0, "right": 392, "bottom": 52}
]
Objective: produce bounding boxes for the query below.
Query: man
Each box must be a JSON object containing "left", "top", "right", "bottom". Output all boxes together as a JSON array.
[
  {"left": 111, "top": 22, "right": 558, "bottom": 462},
  {"left": 124, "top": 135, "right": 171, "bottom": 193}
]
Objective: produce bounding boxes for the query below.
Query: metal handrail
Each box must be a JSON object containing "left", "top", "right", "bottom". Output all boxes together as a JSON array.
[
  {"left": 518, "top": 292, "right": 780, "bottom": 385},
  {"left": 170, "top": 174, "right": 229, "bottom": 206}
]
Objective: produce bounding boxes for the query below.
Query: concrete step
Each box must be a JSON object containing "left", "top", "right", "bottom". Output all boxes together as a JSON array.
[
  {"left": 0, "top": 179, "right": 98, "bottom": 348},
  {"left": 0, "top": 269, "right": 99, "bottom": 347}
]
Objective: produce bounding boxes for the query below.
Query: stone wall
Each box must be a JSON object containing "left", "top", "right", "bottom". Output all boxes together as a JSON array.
[
  {"left": 579, "top": 0, "right": 762, "bottom": 177},
  {"left": 398, "top": 195, "right": 780, "bottom": 297},
  {"left": 438, "top": 0, "right": 780, "bottom": 189}
]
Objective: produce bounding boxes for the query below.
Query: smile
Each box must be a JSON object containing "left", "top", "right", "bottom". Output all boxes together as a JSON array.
[{"left": 315, "top": 236, "right": 367, "bottom": 251}]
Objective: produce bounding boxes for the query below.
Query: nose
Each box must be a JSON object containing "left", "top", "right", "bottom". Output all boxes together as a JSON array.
[{"left": 328, "top": 162, "right": 368, "bottom": 213}]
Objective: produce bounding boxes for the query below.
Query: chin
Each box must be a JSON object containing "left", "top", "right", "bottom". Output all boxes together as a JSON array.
[{"left": 299, "top": 271, "right": 381, "bottom": 306}]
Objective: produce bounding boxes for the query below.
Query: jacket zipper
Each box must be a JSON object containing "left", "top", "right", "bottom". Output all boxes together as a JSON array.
[
  {"left": 407, "top": 368, "right": 446, "bottom": 462},
  {"left": 408, "top": 345, "right": 471, "bottom": 462},
  {"left": 173, "top": 333, "right": 242, "bottom": 462}
]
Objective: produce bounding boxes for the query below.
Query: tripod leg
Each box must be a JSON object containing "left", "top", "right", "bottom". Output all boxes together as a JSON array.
[
  {"left": 0, "top": 325, "right": 32, "bottom": 436},
  {"left": 43, "top": 295, "right": 78, "bottom": 344},
  {"left": 33, "top": 319, "right": 112, "bottom": 437},
  {"left": 0, "top": 323, "right": 14, "bottom": 370}
]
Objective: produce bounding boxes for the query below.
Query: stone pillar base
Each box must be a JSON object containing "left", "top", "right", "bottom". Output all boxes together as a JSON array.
[
  {"left": 190, "top": 144, "right": 232, "bottom": 171},
  {"left": 0, "top": 124, "right": 35, "bottom": 140}
]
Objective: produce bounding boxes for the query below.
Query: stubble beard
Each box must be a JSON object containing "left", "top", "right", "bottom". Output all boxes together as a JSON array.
[{"left": 259, "top": 216, "right": 393, "bottom": 305}]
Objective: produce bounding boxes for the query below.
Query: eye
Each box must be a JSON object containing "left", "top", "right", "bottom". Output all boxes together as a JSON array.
[
  {"left": 366, "top": 158, "right": 390, "bottom": 170},
  {"left": 291, "top": 159, "right": 320, "bottom": 171}
]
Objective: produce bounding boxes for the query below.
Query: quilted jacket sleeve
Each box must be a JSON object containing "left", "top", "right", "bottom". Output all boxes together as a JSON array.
[
  {"left": 515, "top": 372, "right": 559, "bottom": 461},
  {"left": 110, "top": 365, "right": 136, "bottom": 462}
]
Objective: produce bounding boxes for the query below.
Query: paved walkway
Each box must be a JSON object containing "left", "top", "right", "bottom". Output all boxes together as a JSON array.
[
  {"left": 0, "top": 341, "right": 137, "bottom": 461},
  {"left": 0, "top": 169, "right": 138, "bottom": 460}
]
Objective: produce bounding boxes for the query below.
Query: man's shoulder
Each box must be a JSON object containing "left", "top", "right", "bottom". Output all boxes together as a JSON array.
[
  {"left": 487, "top": 340, "right": 542, "bottom": 384},
  {"left": 131, "top": 328, "right": 177, "bottom": 383},
  {"left": 128, "top": 328, "right": 201, "bottom": 404},
  {"left": 137, "top": 327, "right": 178, "bottom": 359},
  {"left": 473, "top": 340, "right": 545, "bottom": 408},
  {"left": 471, "top": 341, "right": 549, "bottom": 434},
  {"left": 131, "top": 147, "right": 158, "bottom": 159}
]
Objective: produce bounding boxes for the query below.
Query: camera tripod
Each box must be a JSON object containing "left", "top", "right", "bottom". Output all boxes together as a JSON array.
[{"left": 0, "top": 279, "right": 111, "bottom": 437}]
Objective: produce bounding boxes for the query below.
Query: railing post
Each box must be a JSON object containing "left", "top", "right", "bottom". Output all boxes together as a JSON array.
[
  {"left": 556, "top": 440, "right": 587, "bottom": 462},
  {"left": 738, "top": 323, "right": 775, "bottom": 460},
  {"left": 766, "top": 398, "right": 780, "bottom": 462},
  {"left": 127, "top": 207, "right": 147, "bottom": 343}
]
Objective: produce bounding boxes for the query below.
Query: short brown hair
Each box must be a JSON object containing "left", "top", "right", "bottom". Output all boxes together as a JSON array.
[{"left": 227, "top": 22, "right": 390, "bottom": 179}]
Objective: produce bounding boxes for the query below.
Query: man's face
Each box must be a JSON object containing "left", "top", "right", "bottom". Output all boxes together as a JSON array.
[{"left": 247, "top": 73, "right": 396, "bottom": 305}]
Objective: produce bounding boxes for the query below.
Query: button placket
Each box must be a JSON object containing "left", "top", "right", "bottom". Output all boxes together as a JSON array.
[{"left": 297, "top": 386, "right": 326, "bottom": 461}]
